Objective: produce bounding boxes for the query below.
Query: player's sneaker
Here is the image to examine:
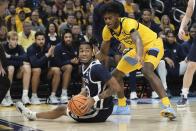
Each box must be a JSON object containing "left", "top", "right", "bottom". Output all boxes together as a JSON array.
[
  {"left": 177, "top": 95, "right": 187, "bottom": 108},
  {"left": 6, "top": 96, "right": 14, "bottom": 106},
  {"left": 1, "top": 98, "right": 11, "bottom": 107},
  {"left": 60, "top": 95, "right": 68, "bottom": 104},
  {"left": 15, "top": 101, "right": 36, "bottom": 121},
  {"left": 152, "top": 91, "right": 159, "bottom": 99},
  {"left": 130, "top": 92, "right": 138, "bottom": 100},
  {"left": 112, "top": 105, "right": 131, "bottom": 115},
  {"left": 160, "top": 105, "right": 176, "bottom": 120},
  {"left": 22, "top": 96, "right": 31, "bottom": 105},
  {"left": 31, "top": 96, "right": 41, "bottom": 105},
  {"left": 48, "top": 95, "right": 59, "bottom": 104}
]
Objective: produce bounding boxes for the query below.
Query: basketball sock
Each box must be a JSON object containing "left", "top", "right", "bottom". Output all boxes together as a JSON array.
[
  {"left": 181, "top": 88, "right": 189, "bottom": 98},
  {"left": 118, "top": 97, "right": 127, "bottom": 106},
  {"left": 6, "top": 90, "right": 11, "bottom": 97},
  {"left": 32, "top": 93, "right": 38, "bottom": 97},
  {"left": 161, "top": 97, "right": 171, "bottom": 107},
  {"left": 62, "top": 89, "right": 67, "bottom": 96},
  {"left": 22, "top": 90, "right": 28, "bottom": 97},
  {"left": 51, "top": 92, "right": 55, "bottom": 97}
]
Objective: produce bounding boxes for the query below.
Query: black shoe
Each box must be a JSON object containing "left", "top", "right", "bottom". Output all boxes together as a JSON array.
[{"left": 177, "top": 95, "right": 187, "bottom": 108}]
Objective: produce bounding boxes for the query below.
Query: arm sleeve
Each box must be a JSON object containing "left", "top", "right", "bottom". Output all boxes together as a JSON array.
[{"left": 91, "top": 64, "right": 112, "bottom": 83}]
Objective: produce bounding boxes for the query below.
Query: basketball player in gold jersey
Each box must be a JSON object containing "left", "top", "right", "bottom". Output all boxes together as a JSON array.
[{"left": 96, "top": 2, "right": 176, "bottom": 119}]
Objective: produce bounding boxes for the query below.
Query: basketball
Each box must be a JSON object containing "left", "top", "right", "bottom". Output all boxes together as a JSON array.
[{"left": 67, "top": 95, "right": 88, "bottom": 116}]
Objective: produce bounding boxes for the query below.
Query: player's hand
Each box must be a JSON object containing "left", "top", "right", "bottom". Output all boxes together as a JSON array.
[
  {"left": 135, "top": 55, "right": 144, "bottom": 66},
  {"left": 165, "top": 57, "right": 175, "bottom": 68},
  {"left": 0, "top": 64, "right": 6, "bottom": 77},
  {"left": 95, "top": 51, "right": 104, "bottom": 61},
  {"left": 80, "top": 97, "right": 95, "bottom": 113},
  {"left": 71, "top": 57, "right": 79, "bottom": 64},
  {"left": 178, "top": 27, "right": 185, "bottom": 40}
]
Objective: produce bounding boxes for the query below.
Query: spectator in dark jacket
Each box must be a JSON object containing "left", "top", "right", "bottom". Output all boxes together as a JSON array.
[
  {"left": 2, "top": 31, "right": 31, "bottom": 106},
  {"left": 0, "top": 0, "right": 10, "bottom": 105},
  {"left": 156, "top": 31, "right": 187, "bottom": 97},
  {"left": 27, "top": 31, "right": 61, "bottom": 105},
  {"left": 54, "top": 29, "right": 79, "bottom": 104}
]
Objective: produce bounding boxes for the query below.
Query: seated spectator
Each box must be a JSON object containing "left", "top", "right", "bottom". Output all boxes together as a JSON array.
[
  {"left": 71, "top": 24, "right": 85, "bottom": 49},
  {"left": 18, "top": 20, "right": 35, "bottom": 51},
  {"left": 59, "top": 13, "right": 77, "bottom": 37},
  {"left": 5, "top": 5, "right": 16, "bottom": 23},
  {"left": 2, "top": 31, "right": 31, "bottom": 106},
  {"left": 26, "top": 10, "right": 45, "bottom": 32},
  {"left": 45, "top": 22, "right": 60, "bottom": 46},
  {"left": 0, "top": 25, "right": 8, "bottom": 44},
  {"left": 156, "top": 31, "right": 187, "bottom": 98},
  {"left": 123, "top": 0, "right": 134, "bottom": 14},
  {"left": 27, "top": 31, "right": 61, "bottom": 104},
  {"left": 16, "top": 0, "right": 31, "bottom": 16},
  {"left": 6, "top": 16, "right": 17, "bottom": 32},
  {"left": 63, "top": 0, "right": 75, "bottom": 14},
  {"left": 54, "top": 29, "right": 79, "bottom": 103},
  {"left": 15, "top": 10, "right": 26, "bottom": 33},
  {"left": 75, "top": 10, "right": 86, "bottom": 30},
  {"left": 160, "top": 15, "right": 175, "bottom": 32},
  {"left": 140, "top": 9, "right": 161, "bottom": 34}
]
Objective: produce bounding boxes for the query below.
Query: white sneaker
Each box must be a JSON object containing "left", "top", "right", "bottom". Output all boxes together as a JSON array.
[
  {"left": 31, "top": 96, "right": 41, "bottom": 105},
  {"left": 130, "top": 92, "right": 138, "bottom": 100},
  {"left": 60, "top": 95, "right": 68, "bottom": 104},
  {"left": 152, "top": 91, "right": 159, "bottom": 99},
  {"left": 15, "top": 101, "right": 36, "bottom": 121},
  {"left": 48, "top": 95, "right": 59, "bottom": 104},
  {"left": 22, "top": 96, "right": 31, "bottom": 105},
  {"left": 6, "top": 96, "right": 14, "bottom": 106},
  {"left": 1, "top": 98, "right": 11, "bottom": 107}
]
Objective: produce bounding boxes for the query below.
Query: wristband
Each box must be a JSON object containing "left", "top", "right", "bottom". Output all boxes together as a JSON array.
[{"left": 93, "top": 95, "right": 100, "bottom": 102}]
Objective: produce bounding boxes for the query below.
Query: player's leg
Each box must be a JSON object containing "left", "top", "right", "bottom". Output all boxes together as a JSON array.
[
  {"left": 177, "top": 61, "right": 196, "bottom": 107},
  {"left": 16, "top": 101, "right": 67, "bottom": 120},
  {"left": 0, "top": 75, "right": 10, "bottom": 104},
  {"left": 16, "top": 64, "right": 31, "bottom": 105},
  {"left": 1, "top": 66, "right": 15, "bottom": 106},
  {"left": 112, "top": 49, "right": 140, "bottom": 115},
  {"left": 61, "top": 64, "right": 73, "bottom": 103},
  {"left": 47, "top": 67, "right": 61, "bottom": 104},
  {"left": 143, "top": 38, "right": 176, "bottom": 119},
  {"left": 31, "top": 68, "right": 41, "bottom": 104}
]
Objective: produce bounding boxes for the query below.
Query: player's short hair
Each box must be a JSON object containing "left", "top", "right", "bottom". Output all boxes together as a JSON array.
[
  {"left": 79, "top": 42, "right": 93, "bottom": 50},
  {"left": 35, "top": 31, "right": 45, "bottom": 39},
  {"left": 101, "top": 2, "right": 121, "bottom": 16},
  {"left": 7, "top": 31, "right": 18, "bottom": 40},
  {"left": 62, "top": 29, "right": 73, "bottom": 39}
]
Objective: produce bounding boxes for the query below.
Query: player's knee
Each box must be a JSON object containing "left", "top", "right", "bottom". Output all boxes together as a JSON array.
[
  {"left": 62, "top": 64, "right": 73, "bottom": 72},
  {"left": 8, "top": 66, "right": 15, "bottom": 74},
  {"left": 32, "top": 68, "right": 41, "bottom": 76},
  {"left": 23, "top": 65, "right": 31, "bottom": 74},
  {"left": 142, "top": 67, "right": 154, "bottom": 80},
  {"left": 53, "top": 67, "right": 61, "bottom": 75},
  {"left": 111, "top": 69, "right": 124, "bottom": 81}
]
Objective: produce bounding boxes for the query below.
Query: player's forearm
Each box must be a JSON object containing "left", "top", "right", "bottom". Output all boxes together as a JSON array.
[
  {"left": 180, "top": 15, "right": 191, "bottom": 29},
  {"left": 135, "top": 38, "right": 143, "bottom": 57},
  {"left": 98, "top": 87, "right": 115, "bottom": 100}
]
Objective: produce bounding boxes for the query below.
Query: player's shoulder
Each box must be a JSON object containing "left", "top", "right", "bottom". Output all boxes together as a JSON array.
[{"left": 121, "top": 17, "right": 137, "bottom": 26}]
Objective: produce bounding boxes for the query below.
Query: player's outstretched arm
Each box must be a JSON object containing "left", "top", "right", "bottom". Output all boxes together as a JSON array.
[
  {"left": 95, "top": 41, "right": 110, "bottom": 61},
  {"left": 99, "top": 76, "right": 122, "bottom": 99}
]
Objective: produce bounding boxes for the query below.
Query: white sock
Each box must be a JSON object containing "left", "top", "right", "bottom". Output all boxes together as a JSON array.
[
  {"left": 32, "top": 93, "right": 38, "bottom": 98},
  {"left": 181, "top": 88, "right": 189, "bottom": 98},
  {"left": 62, "top": 89, "right": 67, "bottom": 96},
  {"left": 156, "top": 60, "right": 168, "bottom": 90},
  {"left": 6, "top": 90, "right": 11, "bottom": 97},
  {"left": 22, "top": 90, "right": 28, "bottom": 97},
  {"left": 51, "top": 92, "right": 55, "bottom": 97}
]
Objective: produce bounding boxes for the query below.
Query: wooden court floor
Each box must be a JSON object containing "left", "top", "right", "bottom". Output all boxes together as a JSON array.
[{"left": 1, "top": 98, "right": 196, "bottom": 131}]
